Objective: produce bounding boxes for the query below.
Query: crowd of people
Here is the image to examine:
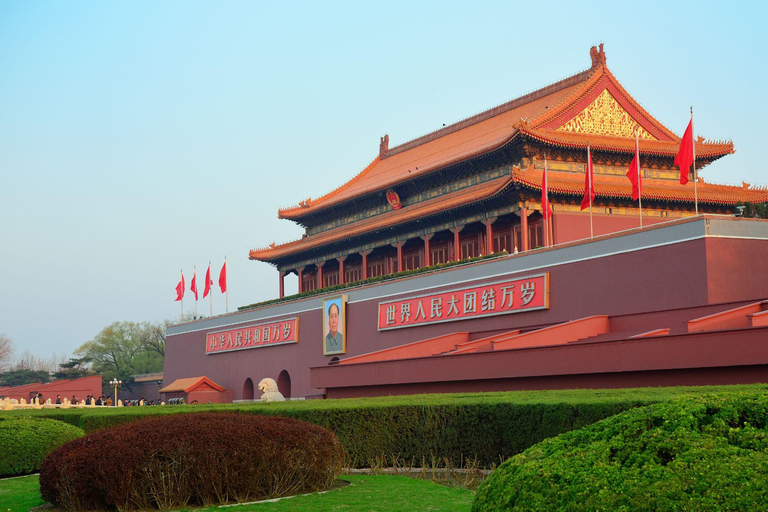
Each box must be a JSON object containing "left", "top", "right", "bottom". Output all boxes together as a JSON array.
[
  {"left": 28, "top": 392, "right": 182, "bottom": 407},
  {"left": 46, "top": 393, "right": 163, "bottom": 406}
]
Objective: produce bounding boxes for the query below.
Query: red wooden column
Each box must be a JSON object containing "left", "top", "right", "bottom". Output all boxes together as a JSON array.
[
  {"left": 297, "top": 266, "right": 305, "bottom": 293},
  {"left": 337, "top": 256, "right": 346, "bottom": 285},
  {"left": 361, "top": 250, "right": 370, "bottom": 279},
  {"left": 391, "top": 242, "right": 404, "bottom": 272},
  {"left": 548, "top": 212, "right": 555, "bottom": 246},
  {"left": 520, "top": 207, "right": 530, "bottom": 252},
  {"left": 278, "top": 271, "right": 285, "bottom": 299},
  {"left": 316, "top": 262, "right": 324, "bottom": 289},
  {"left": 483, "top": 217, "right": 496, "bottom": 255},
  {"left": 450, "top": 226, "right": 463, "bottom": 261},
  {"left": 422, "top": 234, "right": 433, "bottom": 267}
]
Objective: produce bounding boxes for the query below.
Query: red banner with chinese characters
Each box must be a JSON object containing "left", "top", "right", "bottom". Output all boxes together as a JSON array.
[
  {"left": 206, "top": 318, "right": 299, "bottom": 354},
  {"left": 378, "top": 273, "right": 549, "bottom": 330}
]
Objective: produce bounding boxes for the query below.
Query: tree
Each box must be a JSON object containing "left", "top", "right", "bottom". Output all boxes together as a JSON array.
[
  {"left": 52, "top": 356, "right": 96, "bottom": 380},
  {"left": 138, "top": 320, "right": 169, "bottom": 358},
  {"left": 75, "top": 321, "right": 165, "bottom": 382},
  {"left": 0, "top": 334, "right": 13, "bottom": 372},
  {"left": 736, "top": 202, "right": 768, "bottom": 219},
  {"left": 0, "top": 368, "right": 51, "bottom": 387},
  {"left": 16, "top": 349, "right": 68, "bottom": 373}
]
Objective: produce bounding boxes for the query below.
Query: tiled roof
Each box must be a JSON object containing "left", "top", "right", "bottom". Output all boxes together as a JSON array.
[
  {"left": 133, "top": 373, "right": 164, "bottom": 383},
  {"left": 518, "top": 127, "right": 733, "bottom": 158},
  {"left": 513, "top": 167, "right": 768, "bottom": 206},
  {"left": 277, "top": 47, "right": 733, "bottom": 220},
  {"left": 251, "top": 175, "right": 514, "bottom": 261},
  {"left": 159, "top": 376, "right": 225, "bottom": 394},
  {"left": 278, "top": 72, "right": 590, "bottom": 219}
]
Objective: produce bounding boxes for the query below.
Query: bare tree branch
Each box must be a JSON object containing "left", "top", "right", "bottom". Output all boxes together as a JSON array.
[{"left": 0, "top": 334, "right": 14, "bottom": 372}]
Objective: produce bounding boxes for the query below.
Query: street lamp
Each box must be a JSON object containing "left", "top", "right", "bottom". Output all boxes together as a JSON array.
[{"left": 109, "top": 378, "right": 122, "bottom": 406}]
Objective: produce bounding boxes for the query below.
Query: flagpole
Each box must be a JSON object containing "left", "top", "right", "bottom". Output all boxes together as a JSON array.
[
  {"left": 691, "top": 106, "right": 698, "bottom": 215},
  {"left": 587, "top": 142, "right": 594, "bottom": 238},
  {"left": 544, "top": 153, "right": 549, "bottom": 247},
  {"left": 194, "top": 265, "right": 198, "bottom": 319},
  {"left": 180, "top": 269, "right": 184, "bottom": 322},
  {"left": 209, "top": 260, "right": 213, "bottom": 317},
  {"left": 636, "top": 131, "right": 643, "bottom": 228},
  {"left": 224, "top": 256, "right": 229, "bottom": 314}
]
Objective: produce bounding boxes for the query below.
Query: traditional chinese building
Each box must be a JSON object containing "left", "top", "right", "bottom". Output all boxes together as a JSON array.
[
  {"left": 164, "top": 47, "right": 768, "bottom": 401},
  {"left": 250, "top": 45, "right": 768, "bottom": 297}
]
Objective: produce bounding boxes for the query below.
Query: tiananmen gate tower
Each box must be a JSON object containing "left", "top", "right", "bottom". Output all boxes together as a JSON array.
[
  {"left": 249, "top": 45, "right": 767, "bottom": 297},
  {"left": 163, "top": 46, "right": 768, "bottom": 401}
]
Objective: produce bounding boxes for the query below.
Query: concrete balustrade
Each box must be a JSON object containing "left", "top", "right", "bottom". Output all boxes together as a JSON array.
[{"left": 0, "top": 396, "right": 123, "bottom": 410}]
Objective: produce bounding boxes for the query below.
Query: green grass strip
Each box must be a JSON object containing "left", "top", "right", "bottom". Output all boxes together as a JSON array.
[
  {"left": 0, "top": 474, "right": 473, "bottom": 512},
  {"left": 0, "top": 474, "right": 44, "bottom": 512}
]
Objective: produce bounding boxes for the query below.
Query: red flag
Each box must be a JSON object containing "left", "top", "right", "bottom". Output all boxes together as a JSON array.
[
  {"left": 219, "top": 261, "right": 227, "bottom": 293},
  {"left": 174, "top": 272, "right": 185, "bottom": 301},
  {"left": 626, "top": 137, "right": 642, "bottom": 201},
  {"left": 203, "top": 264, "right": 213, "bottom": 298},
  {"left": 190, "top": 269, "right": 198, "bottom": 301},
  {"left": 541, "top": 167, "right": 551, "bottom": 220},
  {"left": 580, "top": 145, "right": 595, "bottom": 211},
  {"left": 675, "top": 119, "right": 694, "bottom": 185}
]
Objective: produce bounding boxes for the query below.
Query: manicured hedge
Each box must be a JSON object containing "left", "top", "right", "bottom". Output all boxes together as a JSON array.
[
  {"left": 0, "top": 417, "right": 84, "bottom": 477},
  {"left": 17, "top": 384, "right": 768, "bottom": 468},
  {"left": 40, "top": 412, "right": 344, "bottom": 511},
  {"left": 473, "top": 392, "right": 768, "bottom": 511}
]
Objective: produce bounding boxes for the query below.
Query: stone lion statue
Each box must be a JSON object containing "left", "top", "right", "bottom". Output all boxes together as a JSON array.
[{"left": 258, "top": 378, "right": 285, "bottom": 402}]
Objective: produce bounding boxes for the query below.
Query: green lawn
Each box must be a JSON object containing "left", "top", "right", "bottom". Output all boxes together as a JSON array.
[
  {"left": 0, "top": 475, "right": 44, "bottom": 512},
  {"left": 0, "top": 474, "right": 474, "bottom": 512}
]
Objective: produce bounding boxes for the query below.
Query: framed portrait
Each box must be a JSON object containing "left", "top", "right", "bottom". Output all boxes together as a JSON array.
[{"left": 323, "top": 295, "right": 347, "bottom": 355}]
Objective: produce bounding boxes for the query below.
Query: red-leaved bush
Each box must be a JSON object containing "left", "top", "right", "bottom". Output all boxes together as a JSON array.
[{"left": 39, "top": 412, "right": 344, "bottom": 511}]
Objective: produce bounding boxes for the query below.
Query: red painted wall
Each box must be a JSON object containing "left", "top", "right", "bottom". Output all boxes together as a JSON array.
[
  {"left": 0, "top": 376, "right": 103, "bottom": 402},
  {"left": 165, "top": 228, "right": 768, "bottom": 399},
  {"left": 706, "top": 238, "right": 768, "bottom": 304},
  {"left": 553, "top": 211, "right": 669, "bottom": 244}
]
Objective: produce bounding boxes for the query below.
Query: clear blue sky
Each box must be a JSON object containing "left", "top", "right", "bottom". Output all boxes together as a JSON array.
[{"left": 1, "top": 0, "right": 767, "bottom": 360}]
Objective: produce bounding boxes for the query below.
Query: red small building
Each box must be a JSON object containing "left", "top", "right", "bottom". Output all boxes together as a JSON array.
[{"left": 159, "top": 376, "right": 233, "bottom": 404}]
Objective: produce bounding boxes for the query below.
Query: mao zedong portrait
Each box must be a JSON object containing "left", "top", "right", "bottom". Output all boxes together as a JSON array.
[{"left": 325, "top": 302, "right": 343, "bottom": 352}]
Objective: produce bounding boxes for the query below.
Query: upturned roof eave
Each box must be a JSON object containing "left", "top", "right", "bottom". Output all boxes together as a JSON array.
[
  {"left": 250, "top": 175, "right": 518, "bottom": 264},
  {"left": 518, "top": 128, "right": 735, "bottom": 159},
  {"left": 513, "top": 169, "right": 768, "bottom": 207},
  {"left": 276, "top": 132, "right": 522, "bottom": 222}
]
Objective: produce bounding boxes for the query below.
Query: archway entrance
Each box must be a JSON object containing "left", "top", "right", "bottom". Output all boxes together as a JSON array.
[
  {"left": 242, "top": 378, "right": 254, "bottom": 400},
  {"left": 277, "top": 370, "right": 291, "bottom": 399}
]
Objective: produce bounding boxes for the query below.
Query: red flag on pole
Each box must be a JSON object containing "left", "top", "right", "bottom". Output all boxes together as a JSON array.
[
  {"left": 580, "top": 145, "right": 595, "bottom": 211},
  {"left": 175, "top": 272, "right": 185, "bottom": 301},
  {"left": 675, "top": 118, "right": 694, "bottom": 185},
  {"left": 190, "top": 269, "right": 198, "bottom": 301},
  {"left": 541, "top": 166, "right": 551, "bottom": 221},
  {"left": 203, "top": 263, "right": 213, "bottom": 298},
  {"left": 219, "top": 261, "right": 227, "bottom": 293},
  {"left": 626, "top": 138, "right": 642, "bottom": 201}
]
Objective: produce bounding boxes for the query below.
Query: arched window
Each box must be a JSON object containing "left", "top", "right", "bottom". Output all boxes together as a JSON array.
[
  {"left": 277, "top": 370, "right": 291, "bottom": 399},
  {"left": 242, "top": 378, "right": 254, "bottom": 400}
]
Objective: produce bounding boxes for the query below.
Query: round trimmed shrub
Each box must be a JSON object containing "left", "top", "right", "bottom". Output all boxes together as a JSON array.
[
  {"left": 0, "top": 417, "right": 84, "bottom": 477},
  {"left": 40, "top": 412, "right": 344, "bottom": 511},
  {"left": 473, "top": 392, "right": 768, "bottom": 511}
]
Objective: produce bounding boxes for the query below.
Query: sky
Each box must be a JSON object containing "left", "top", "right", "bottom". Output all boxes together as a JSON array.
[{"left": 1, "top": 0, "right": 767, "bottom": 361}]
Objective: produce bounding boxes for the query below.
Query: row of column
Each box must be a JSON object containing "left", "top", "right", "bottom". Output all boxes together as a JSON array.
[{"left": 278, "top": 206, "right": 552, "bottom": 298}]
